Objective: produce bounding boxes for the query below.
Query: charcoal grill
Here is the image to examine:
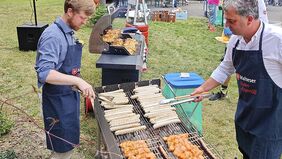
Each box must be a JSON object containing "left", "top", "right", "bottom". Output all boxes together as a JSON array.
[
  {"left": 92, "top": 79, "right": 222, "bottom": 159},
  {"left": 89, "top": 8, "right": 146, "bottom": 86}
]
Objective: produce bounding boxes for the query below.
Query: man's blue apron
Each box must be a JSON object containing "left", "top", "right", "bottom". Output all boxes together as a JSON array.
[
  {"left": 232, "top": 23, "right": 282, "bottom": 159},
  {"left": 42, "top": 22, "right": 82, "bottom": 153}
]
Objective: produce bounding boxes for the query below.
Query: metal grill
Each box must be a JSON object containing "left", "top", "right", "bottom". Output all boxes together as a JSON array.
[
  {"left": 89, "top": 8, "right": 144, "bottom": 56},
  {"left": 93, "top": 79, "right": 222, "bottom": 159}
]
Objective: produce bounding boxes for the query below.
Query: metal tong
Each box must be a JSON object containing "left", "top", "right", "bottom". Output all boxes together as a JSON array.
[{"left": 159, "top": 92, "right": 212, "bottom": 105}]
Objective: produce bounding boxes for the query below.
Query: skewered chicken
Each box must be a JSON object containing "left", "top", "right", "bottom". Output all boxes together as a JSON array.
[
  {"left": 112, "top": 38, "right": 123, "bottom": 46},
  {"left": 124, "top": 38, "right": 138, "bottom": 55},
  {"left": 163, "top": 133, "right": 204, "bottom": 159},
  {"left": 120, "top": 140, "right": 156, "bottom": 159}
]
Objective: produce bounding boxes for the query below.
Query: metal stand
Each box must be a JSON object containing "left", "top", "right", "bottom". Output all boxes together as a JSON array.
[
  {"left": 33, "top": 0, "right": 38, "bottom": 25},
  {"left": 126, "top": 0, "right": 148, "bottom": 25},
  {"left": 94, "top": 128, "right": 102, "bottom": 159}
]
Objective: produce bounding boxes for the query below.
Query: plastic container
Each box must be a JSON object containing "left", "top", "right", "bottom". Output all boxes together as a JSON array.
[
  {"left": 162, "top": 72, "right": 205, "bottom": 134},
  {"left": 124, "top": 23, "right": 149, "bottom": 45},
  {"left": 215, "top": 5, "right": 223, "bottom": 26},
  {"left": 175, "top": 10, "right": 188, "bottom": 20},
  {"left": 141, "top": 31, "right": 149, "bottom": 45},
  {"left": 125, "top": 23, "right": 149, "bottom": 32},
  {"left": 136, "top": 24, "right": 149, "bottom": 32}
]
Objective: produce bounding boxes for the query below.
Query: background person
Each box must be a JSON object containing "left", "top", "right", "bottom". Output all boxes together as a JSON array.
[
  {"left": 34, "top": 0, "right": 96, "bottom": 158},
  {"left": 209, "top": 0, "right": 269, "bottom": 101},
  {"left": 192, "top": 0, "right": 282, "bottom": 158},
  {"left": 114, "top": 0, "right": 119, "bottom": 7},
  {"left": 207, "top": 0, "right": 220, "bottom": 32},
  {"left": 173, "top": 0, "right": 178, "bottom": 7}
]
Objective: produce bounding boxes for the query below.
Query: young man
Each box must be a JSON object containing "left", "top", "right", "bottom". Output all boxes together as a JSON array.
[
  {"left": 35, "top": 0, "right": 95, "bottom": 158},
  {"left": 192, "top": 0, "right": 282, "bottom": 158},
  {"left": 209, "top": 0, "right": 269, "bottom": 101}
]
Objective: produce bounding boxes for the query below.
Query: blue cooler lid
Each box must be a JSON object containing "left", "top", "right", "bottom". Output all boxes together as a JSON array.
[{"left": 164, "top": 72, "right": 205, "bottom": 89}]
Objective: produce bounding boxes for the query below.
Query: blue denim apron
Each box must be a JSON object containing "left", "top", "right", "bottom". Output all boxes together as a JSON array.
[
  {"left": 42, "top": 22, "right": 82, "bottom": 153},
  {"left": 232, "top": 23, "right": 282, "bottom": 159}
]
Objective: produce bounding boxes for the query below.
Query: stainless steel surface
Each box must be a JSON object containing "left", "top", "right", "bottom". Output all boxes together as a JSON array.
[{"left": 94, "top": 79, "right": 222, "bottom": 159}]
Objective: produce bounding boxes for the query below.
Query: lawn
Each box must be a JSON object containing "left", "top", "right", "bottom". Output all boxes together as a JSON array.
[{"left": 0, "top": 0, "right": 241, "bottom": 158}]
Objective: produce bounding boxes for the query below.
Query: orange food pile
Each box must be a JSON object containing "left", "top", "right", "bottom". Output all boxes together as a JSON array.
[
  {"left": 120, "top": 140, "right": 156, "bottom": 159},
  {"left": 163, "top": 133, "right": 204, "bottom": 159},
  {"left": 102, "top": 28, "right": 138, "bottom": 55},
  {"left": 102, "top": 29, "right": 121, "bottom": 43},
  {"left": 111, "top": 38, "right": 138, "bottom": 55},
  {"left": 123, "top": 38, "right": 138, "bottom": 55}
]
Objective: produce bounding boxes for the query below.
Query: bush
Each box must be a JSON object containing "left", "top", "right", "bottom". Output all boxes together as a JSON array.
[
  {"left": 0, "top": 111, "right": 13, "bottom": 137},
  {"left": 0, "top": 150, "right": 17, "bottom": 159},
  {"left": 89, "top": 4, "right": 107, "bottom": 25}
]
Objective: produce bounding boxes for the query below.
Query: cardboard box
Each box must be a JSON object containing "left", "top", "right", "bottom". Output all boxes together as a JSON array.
[
  {"left": 176, "top": 10, "right": 188, "bottom": 20},
  {"left": 168, "top": 13, "right": 176, "bottom": 22}
]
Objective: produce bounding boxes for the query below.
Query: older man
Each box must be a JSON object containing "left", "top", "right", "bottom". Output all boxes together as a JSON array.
[
  {"left": 192, "top": 0, "right": 282, "bottom": 158},
  {"left": 209, "top": 0, "right": 269, "bottom": 101}
]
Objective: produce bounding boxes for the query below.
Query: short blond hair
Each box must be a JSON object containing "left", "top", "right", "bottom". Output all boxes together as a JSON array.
[{"left": 64, "top": 0, "right": 95, "bottom": 16}]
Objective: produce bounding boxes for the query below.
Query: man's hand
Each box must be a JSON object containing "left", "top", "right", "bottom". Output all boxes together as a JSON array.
[
  {"left": 77, "top": 79, "right": 96, "bottom": 99},
  {"left": 190, "top": 77, "right": 221, "bottom": 102},
  {"left": 191, "top": 87, "right": 205, "bottom": 102}
]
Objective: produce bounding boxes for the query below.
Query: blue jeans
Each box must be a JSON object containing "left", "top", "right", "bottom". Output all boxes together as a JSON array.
[
  {"left": 208, "top": 4, "right": 217, "bottom": 25},
  {"left": 173, "top": 0, "right": 178, "bottom": 7}
]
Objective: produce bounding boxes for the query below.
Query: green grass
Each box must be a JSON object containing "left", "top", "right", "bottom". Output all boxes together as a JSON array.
[{"left": 0, "top": 0, "right": 241, "bottom": 158}]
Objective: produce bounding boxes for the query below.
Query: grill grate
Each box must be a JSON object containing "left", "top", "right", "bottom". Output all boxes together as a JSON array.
[
  {"left": 94, "top": 80, "right": 222, "bottom": 159},
  {"left": 115, "top": 91, "right": 164, "bottom": 158}
]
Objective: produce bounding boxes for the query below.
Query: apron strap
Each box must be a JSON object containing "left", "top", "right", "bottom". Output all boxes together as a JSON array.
[
  {"left": 54, "top": 22, "right": 72, "bottom": 73},
  {"left": 54, "top": 22, "right": 70, "bottom": 47},
  {"left": 234, "top": 39, "right": 240, "bottom": 48},
  {"left": 259, "top": 22, "right": 265, "bottom": 51}
]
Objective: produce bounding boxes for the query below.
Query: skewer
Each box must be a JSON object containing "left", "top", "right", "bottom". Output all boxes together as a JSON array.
[
  {"left": 198, "top": 138, "right": 218, "bottom": 159},
  {"left": 158, "top": 146, "right": 170, "bottom": 159}
]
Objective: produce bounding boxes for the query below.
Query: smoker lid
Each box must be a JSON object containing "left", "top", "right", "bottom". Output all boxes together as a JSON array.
[{"left": 89, "top": 8, "right": 120, "bottom": 54}]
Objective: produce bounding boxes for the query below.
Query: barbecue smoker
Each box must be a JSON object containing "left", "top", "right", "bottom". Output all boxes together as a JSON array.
[
  {"left": 89, "top": 8, "right": 146, "bottom": 86},
  {"left": 92, "top": 79, "right": 222, "bottom": 159}
]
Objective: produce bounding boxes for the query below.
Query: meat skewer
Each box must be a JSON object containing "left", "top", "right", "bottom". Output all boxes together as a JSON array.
[{"left": 158, "top": 146, "right": 170, "bottom": 159}]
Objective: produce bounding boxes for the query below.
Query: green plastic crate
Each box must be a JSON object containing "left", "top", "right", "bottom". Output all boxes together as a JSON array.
[{"left": 162, "top": 72, "right": 204, "bottom": 135}]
